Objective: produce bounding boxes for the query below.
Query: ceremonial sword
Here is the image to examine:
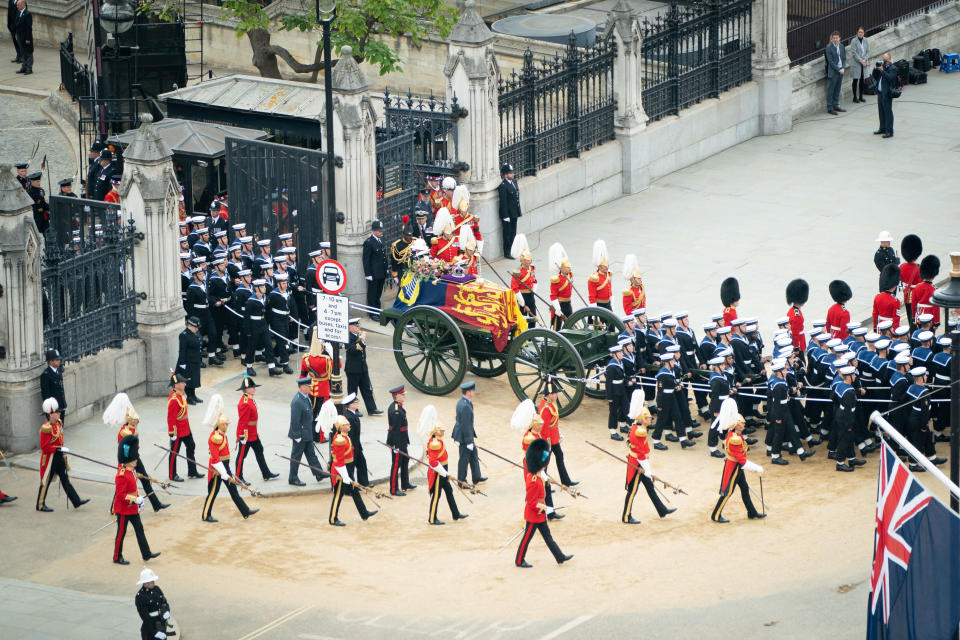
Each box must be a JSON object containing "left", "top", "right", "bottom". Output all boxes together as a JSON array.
[
  {"left": 64, "top": 450, "right": 173, "bottom": 493},
  {"left": 153, "top": 444, "right": 263, "bottom": 497},
  {"left": 584, "top": 440, "right": 688, "bottom": 497},
  {"left": 376, "top": 440, "right": 486, "bottom": 502},
  {"left": 476, "top": 444, "right": 587, "bottom": 499},
  {"left": 274, "top": 453, "right": 391, "bottom": 505}
]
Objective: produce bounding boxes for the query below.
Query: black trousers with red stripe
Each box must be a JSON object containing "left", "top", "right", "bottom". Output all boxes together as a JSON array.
[
  {"left": 235, "top": 438, "right": 273, "bottom": 480},
  {"left": 389, "top": 444, "right": 412, "bottom": 493},
  {"left": 134, "top": 458, "right": 162, "bottom": 511},
  {"left": 515, "top": 520, "right": 565, "bottom": 566},
  {"left": 169, "top": 434, "right": 198, "bottom": 479},
  {"left": 114, "top": 512, "right": 153, "bottom": 562}
]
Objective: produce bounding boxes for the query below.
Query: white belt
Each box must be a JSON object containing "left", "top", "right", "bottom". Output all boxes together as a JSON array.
[
  {"left": 935, "top": 374, "right": 949, "bottom": 381},
  {"left": 271, "top": 309, "right": 289, "bottom": 315},
  {"left": 685, "top": 351, "right": 695, "bottom": 356},
  {"left": 912, "top": 406, "right": 923, "bottom": 411},
  {"left": 193, "top": 304, "right": 207, "bottom": 309},
  {"left": 661, "top": 389, "right": 674, "bottom": 394},
  {"left": 878, "top": 316, "right": 893, "bottom": 323},
  {"left": 718, "top": 395, "right": 729, "bottom": 400},
  {"left": 829, "top": 326, "right": 841, "bottom": 333},
  {"left": 779, "top": 399, "right": 789, "bottom": 404},
  {"left": 249, "top": 315, "right": 263, "bottom": 320},
  {"left": 611, "top": 380, "right": 622, "bottom": 384}
]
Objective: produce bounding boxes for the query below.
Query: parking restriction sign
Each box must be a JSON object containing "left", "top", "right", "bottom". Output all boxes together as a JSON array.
[
  {"left": 315, "top": 293, "right": 349, "bottom": 344},
  {"left": 315, "top": 259, "right": 347, "bottom": 295}
]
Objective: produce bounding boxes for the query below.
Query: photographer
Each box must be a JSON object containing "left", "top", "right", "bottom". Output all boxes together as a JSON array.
[{"left": 873, "top": 54, "right": 900, "bottom": 138}]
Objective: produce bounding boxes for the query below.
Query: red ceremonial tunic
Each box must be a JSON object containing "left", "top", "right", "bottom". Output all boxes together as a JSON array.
[
  {"left": 622, "top": 285, "right": 645, "bottom": 316},
  {"left": 300, "top": 354, "right": 332, "bottom": 399},
  {"left": 722, "top": 306, "right": 738, "bottom": 327},
  {"left": 510, "top": 265, "right": 537, "bottom": 296},
  {"left": 426, "top": 188, "right": 444, "bottom": 215},
  {"left": 719, "top": 430, "right": 748, "bottom": 492},
  {"left": 430, "top": 236, "right": 458, "bottom": 264},
  {"left": 788, "top": 305, "right": 806, "bottom": 350},
  {"left": 872, "top": 292, "right": 901, "bottom": 330},
  {"left": 454, "top": 211, "right": 482, "bottom": 241},
  {"left": 826, "top": 303, "right": 850, "bottom": 339},
  {"left": 237, "top": 394, "right": 259, "bottom": 442},
  {"left": 588, "top": 270, "right": 612, "bottom": 305},
  {"left": 103, "top": 189, "right": 120, "bottom": 204},
  {"left": 626, "top": 422, "right": 650, "bottom": 484},
  {"left": 537, "top": 399, "right": 560, "bottom": 445},
  {"left": 330, "top": 432, "right": 354, "bottom": 487},
  {"left": 427, "top": 435, "right": 448, "bottom": 486},
  {"left": 912, "top": 280, "right": 939, "bottom": 324},
  {"left": 167, "top": 391, "right": 190, "bottom": 438},
  {"left": 39, "top": 420, "right": 64, "bottom": 479},
  {"left": 523, "top": 471, "right": 547, "bottom": 523},
  {"left": 112, "top": 467, "right": 139, "bottom": 516},
  {"left": 900, "top": 263, "right": 920, "bottom": 306},
  {"left": 460, "top": 253, "right": 479, "bottom": 276},
  {"left": 207, "top": 429, "right": 230, "bottom": 482},
  {"left": 117, "top": 422, "right": 137, "bottom": 443},
  {"left": 550, "top": 273, "right": 573, "bottom": 321}
]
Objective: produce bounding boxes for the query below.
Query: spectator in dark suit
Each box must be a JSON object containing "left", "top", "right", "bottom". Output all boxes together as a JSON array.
[
  {"left": 7, "top": 0, "right": 21, "bottom": 63},
  {"left": 873, "top": 54, "right": 899, "bottom": 139},
  {"left": 12, "top": 0, "right": 31, "bottom": 75},
  {"left": 451, "top": 381, "right": 486, "bottom": 485},
  {"left": 361, "top": 220, "right": 388, "bottom": 318},
  {"left": 497, "top": 163, "right": 521, "bottom": 258},
  {"left": 287, "top": 377, "right": 328, "bottom": 486},
  {"left": 824, "top": 30, "right": 847, "bottom": 115}
]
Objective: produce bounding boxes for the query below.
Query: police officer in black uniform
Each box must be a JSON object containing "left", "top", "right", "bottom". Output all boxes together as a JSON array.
[
  {"left": 25, "top": 171, "right": 49, "bottom": 233},
  {"left": 244, "top": 278, "right": 277, "bottom": 377},
  {"left": 362, "top": 220, "right": 388, "bottom": 318},
  {"left": 84, "top": 141, "right": 105, "bottom": 196},
  {"left": 176, "top": 317, "right": 203, "bottom": 405},
  {"left": 58, "top": 178, "right": 78, "bottom": 198},
  {"left": 92, "top": 149, "right": 116, "bottom": 200},
  {"left": 40, "top": 348, "right": 67, "bottom": 420}
]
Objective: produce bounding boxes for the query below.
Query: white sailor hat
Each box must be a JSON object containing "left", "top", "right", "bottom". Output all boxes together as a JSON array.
[
  {"left": 811, "top": 320, "right": 826, "bottom": 328},
  {"left": 660, "top": 312, "right": 674, "bottom": 320},
  {"left": 275, "top": 272, "right": 288, "bottom": 281},
  {"left": 191, "top": 267, "right": 205, "bottom": 275},
  {"left": 833, "top": 344, "right": 849, "bottom": 353},
  {"left": 775, "top": 337, "right": 792, "bottom": 348},
  {"left": 938, "top": 336, "right": 952, "bottom": 347},
  {"left": 717, "top": 347, "right": 733, "bottom": 358},
  {"left": 648, "top": 314, "right": 662, "bottom": 323},
  {"left": 777, "top": 348, "right": 794, "bottom": 359},
  {"left": 190, "top": 215, "right": 205, "bottom": 223},
  {"left": 875, "top": 339, "right": 891, "bottom": 350},
  {"left": 770, "top": 361, "right": 786, "bottom": 372},
  {"left": 256, "top": 239, "right": 271, "bottom": 247},
  {"left": 711, "top": 313, "right": 723, "bottom": 323},
  {"left": 744, "top": 316, "right": 758, "bottom": 324},
  {"left": 826, "top": 338, "right": 842, "bottom": 348},
  {"left": 675, "top": 311, "right": 689, "bottom": 320},
  {"left": 214, "top": 230, "right": 227, "bottom": 238},
  {"left": 252, "top": 278, "right": 267, "bottom": 286},
  {"left": 893, "top": 326, "right": 910, "bottom": 337},
  {"left": 708, "top": 356, "right": 724, "bottom": 366},
  {"left": 846, "top": 322, "right": 861, "bottom": 331},
  {"left": 730, "top": 318, "right": 745, "bottom": 327},
  {"left": 745, "top": 324, "right": 758, "bottom": 333},
  {"left": 773, "top": 329, "right": 789, "bottom": 338},
  {"left": 816, "top": 332, "right": 832, "bottom": 341},
  {"left": 631, "top": 308, "right": 646, "bottom": 317},
  {"left": 832, "top": 358, "right": 846, "bottom": 368},
  {"left": 197, "top": 226, "right": 209, "bottom": 234},
  {"left": 621, "top": 314, "right": 634, "bottom": 323},
  {"left": 309, "top": 249, "right": 323, "bottom": 257},
  {"left": 877, "top": 319, "right": 894, "bottom": 331},
  {"left": 231, "top": 223, "right": 246, "bottom": 231},
  {"left": 228, "top": 243, "right": 241, "bottom": 252},
  {"left": 894, "top": 353, "right": 911, "bottom": 365},
  {"left": 191, "top": 256, "right": 206, "bottom": 264},
  {"left": 839, "top": 365, "right": 857, "bottom": 376},
  {"left": 703, "top": 322, "right": 717, "bottom": 331},
  {"left": 865, "top": 333, "right": 880, "bottom": 343},
  {"left": 210, "top": 258, "right": 225, "bottom": 266},
  {"left": 178, "top": 220, "right": 187, "bottom": 227},
  {"left": 349, "top": 317, "right": 361, "bottom": 326},
  {"left": 917, "top": 314, "right": 934, "bottom": 324},
  {"left": 891, "top": 342, "right": 910, "bottom": 353},
  {"left": 239, "top": 236, "right": 253, "bottom": 244},
  {"left": 716, "top": 326, "right": 732, "bottom": 335},
  {"left": 851, "top": 327, "right": 869, "bottom": 337},
  {"left": 876, "top": 230, "right": 893, "bottom": 243},
  {"left": 909, "top": 366, "right": 927, "bottom": 377},
  {"left": 343, "top": 392, "right": 358, "bottom": 405},
  {"left": 618, "top": 336, "right": 633, "bottom": 347},
  {"left": 280, "top": 247, "right": 296, "bottom": 255},
  {"left": 278, "top": 233, "right": 293, "bottom": 241},
  {"left": 608, "top": 344, "right": 622, "bottom": 353},
  {"left": 775, "top": 316, "right": 789, "bottom": 326},
  {"left": 662, "top": 318, "right": 678, "bottom": 328},
  {"left": 273, "top": 256, "right": 287, "bottom": 264},
  {"left": 238, "top": 269, "right": 252, "bottom": 277},
  {"left": 319, "top": 242, "right": 331, "bottom": 250},
  {"left": 917, "top": 330, "right": 934, "bottom": 342},
  {"left": 807, "top": 328, "right": 822, "bottom": 336},
  {"left": 666, "top": 345, "right": 680, "bottom": 353},
  {"left": 179, "top": 252, "right": 191, "bottom": 260}
]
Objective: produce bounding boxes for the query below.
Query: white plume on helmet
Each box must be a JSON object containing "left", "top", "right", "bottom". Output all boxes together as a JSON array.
[
  {"left": 511, "top": 233, "right": 531, "bottom": 260},
  {"left": 203, "top": 393, "right": 225, "bottom": 428},
  {"left": 417, "top": 404, "right": 440, "bottom": 441},
  {"left": 592, "top": 239, "right": 609, "bottom": 268},
  {"left": 510, "top": 399, "right": 536, "bottom": 431},
  {"left": 318, "top": 399, "right": 339, "bottom": 434},
  {"left": 459, "top": 223, "right": 477, "bottom": 252},
  {"left": 627, "top": 388, "right": 646, "bottom": 421},
  {"left": 548, "top": 242, "right": 568, "bottom": 276},
  {"left": 623, "top": 254, "right": 641, "bottom": 281},
  {"left": 451, "top": 184, "right": 470, "bottom": 212},
  {"left": 41, "top": 397, "right": 59, "bottom": 414},
  {"left": 103, "top": 392, "right": 136, "bottom": 427},
  {"left": 713, "top": 397, "right": 739, "bottom": 432},
  {"left": 432, "top": 207, "right": 454, "bottom": 236}
]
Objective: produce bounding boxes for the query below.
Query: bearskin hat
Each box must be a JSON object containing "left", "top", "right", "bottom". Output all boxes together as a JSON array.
[
  {"left": 828, "top": 280, "right": 852, "bottom": 304},
  {"left": 524, "top": 438, "right": 551, "bottom": 475},
  {"left": 901, "top": 234, "right": 922, "bottom": 262},
  {"left": 720, "top": 277, "right": 740, "bottom": 307},
  {"left": 919, "top": 255, "right": 940, "bottom": 281},
  {"left": 118, "top": 434, "right": 139, "bottom": 465},
  {"left": 879, "top": 263, "right": 901, "bottom": 292},
  {"left": 785, "top": 279, "right": 809, "bottom": 305}
]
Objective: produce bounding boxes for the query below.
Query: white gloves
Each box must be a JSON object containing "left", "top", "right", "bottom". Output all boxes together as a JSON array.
[
  {"left": 238, "top": 438, "right": 246, "bottom": 445},
  {"left": 433, "top": 464, "right": 448, "bottom": 478},
  {"left": 169, "top": 434, "right": 176, "bottom": 441},
  {"left": 291, "top": 209, "right": 298, "bottom": 217},
  {"left": 543, "top": 505, "right": 555, "bottom": 514},
  {"left": 314, "top": 423, "right": 321, "bottom": 433},
  {"left": 502, "top": 218, "right": 509, "bottom": 222},
  {"left": 551, "top": 300, "right": 561, "bottom": 314},
  {"left": 60, "top": 447, "right": 70, "bottom": 453},
  {"left": 136, "top": 496, "right": 145, "bottom": 506},
  {"left": 515, "top": 291, "right": 526, "bottom": 309},
  {"left": 744, "top": 460, "right": 763, "bottom": 474},
  {"left": 365, "top": 276, "right": 373, "bottom": 281},
  {"left": 477, "top": 240, "right": 484, "bottom": 254},
  {"left": 162, "top": 611, "right": 170, "bottom": 620},
  {"left": 155, "top": 632, "right": 167, "bottom": 640},
  {"left": 336, "top": 466, "right": 351, "bottom": 485},
  {"left": 539, "top": 470, "right": 548, "bottom": 480},
  {"left": 559, "top": 434, "right": 564, "bottom": 442},
  {"left": 639, "top": 459, "right": 651, "bottom": 475},
  {"left": 213, "top": 461, "right": 228, "bottom": 479},
  {"left": 467, "top": 443, "right": 474, "bottom": 451},
  {"left": 294, "top": 437, "right": 302, "bottom": 443}
]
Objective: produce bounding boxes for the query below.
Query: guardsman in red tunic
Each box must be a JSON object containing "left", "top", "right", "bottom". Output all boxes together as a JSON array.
[
  {"left": 912, "top": 255, "right": 940, "bottom": 326},
  {"left": 873, "top": 264, "right": 901, "bottom": 331},
  {"left": 826, "top": 279, "right": 852, "bottom": 339},
  {"left": 103, "top": 176, "right": 121, "bottom": 204},
  {"left": 621, "top": 253, "right": 646, "bottom": 316},
  {"left": 514, "top": 400, "right": 557, "bottom": 517},
  {"left": 201, "top": 396, "right": 257, "bottom": 522},
  {"left": 510, "top": 234, "right": 538, "bottom": 326},
  {"left": 328, "top": 416, "right": 376, "bottom": 526},
  {"left": 548, "top": 242, "right": 573, "bottom": 330},
  {"left": 457, "top": 224, "right": 480, "bottom": 276},
  {"left": 710, "top": 415, "right": 765, "bottom": 523},
  {"left": 538, "top": 382, "right": 577, "bottom": 487},
  {"left": 452, "top": 184, "right": 482, "bottom": 249},
  {"left": 720, "top": 277, "right": 740, "bottom": 327},
  {"left": 439, "top": 176, "right": 456, "bottom": 216},
  {"left": 235, "top": 376, "right": 278, "bottom": 483},
  {"left": 36, "top": 398, "right": 87, "bottom": 512},
  {"left": 112, "top": 435, "right": 160, "bottom": 565},
  {"left": 587, "top": 239, "right": 612, "bottom": 310},
  {"left": 429, "top": 208, "right": 459, "bottom": 265},
  {"left": 899, "top": 234, "right": 922, "bottom": 330},
  {"left": 424, "top": 174, "right": 444, "bottom": 215},
  {"left": 623, "top": 390, "right": 676, "bottom": 524},
  {"left": 301, "top": 330, "right": 333, "bottom": 438},
  {"left": 515, "top": 439, "right": 573, "bottom": 568},
  {"left": 104, "top": 393, "right": 168, "bottom": 512},
  {"left": 418, "top": 405, "right": 467, "bottom": 525},
  {"left": 167, "top": 372, "right": 201, "bottom": 482},
  {"left": 785, "top": 278, "right": 808, "bottom": 351}
]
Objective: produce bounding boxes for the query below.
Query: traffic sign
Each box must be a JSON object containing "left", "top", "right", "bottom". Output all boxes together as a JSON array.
[
  {"left": 315, "top": 293, "right": 349, "bottom": 344},
  {"left": 315, "top": 259, "right": 347, "bottom": 295}
]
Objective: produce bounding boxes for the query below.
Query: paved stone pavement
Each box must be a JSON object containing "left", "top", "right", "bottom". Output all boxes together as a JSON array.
[{"left": 0, "top": 92, "right": 76, "bottom": 189}]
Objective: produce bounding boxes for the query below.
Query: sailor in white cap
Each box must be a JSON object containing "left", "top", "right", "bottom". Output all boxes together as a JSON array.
[
  {"left": 886, "top": 352, "right": 913, "bottom": 437},
  {"left": 931, "top": 337, "right": 952, "bottom": 440},
  {"left": 910, "top": 314, "right": 935, "bottom": 350},
  {"left": 243, "top": 278, "right": 277, "bottom": 377},
  {"left": 831, "top": 365, "right": 863, "bottom": 472},
  {"left": 652, "top": 349, "right": 695, "bottom": 451},
  {"left": 905, "top": 366, "right": 947, "bottom": 471},
  {"left": 766, "top": 360, "right": 813, "bottom": 465},
  {"left": 605, "top": 344, "right": 627, "bottom": 441},
  {"left": 873, "top": 230, "right": 898, "bottom": 271},
  {"left": 135, "top": 567, "right": 174, "bottom": 640}
]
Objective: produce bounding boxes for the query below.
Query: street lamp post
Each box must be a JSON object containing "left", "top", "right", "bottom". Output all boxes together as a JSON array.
[{"left": 932, "top": 251, "right": 960, "bottom": 513}]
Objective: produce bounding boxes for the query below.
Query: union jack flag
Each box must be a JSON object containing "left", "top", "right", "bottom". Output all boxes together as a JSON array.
[{"left": 866, "top": 442, "right": 960, "bottom": 640}]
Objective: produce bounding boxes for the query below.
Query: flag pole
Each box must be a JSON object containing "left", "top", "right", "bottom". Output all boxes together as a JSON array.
[{"left": 870, "top": 410, "right": 960, "bottom": 504}]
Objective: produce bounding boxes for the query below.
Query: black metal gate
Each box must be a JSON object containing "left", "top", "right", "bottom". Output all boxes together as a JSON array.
[
  {"left": 376, "top": 90, "right": 465, "bottom": 245},
  {"left": 43, "top": 196, "right": 140, "bottom": 362},
  {"left": 224, "top": 137, "right": 327, "bottom": 268}
]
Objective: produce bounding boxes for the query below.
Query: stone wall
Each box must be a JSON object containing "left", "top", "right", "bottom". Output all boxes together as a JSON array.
[
  {"left": 60, "top": 339, "right": 148, "bottom": 427},
  {"left": 790, "top": 2, "right": 960, "bottom": 119}
]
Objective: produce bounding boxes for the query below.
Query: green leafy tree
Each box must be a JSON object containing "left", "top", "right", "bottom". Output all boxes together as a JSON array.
[{"left": 142, "top": 0, "right": 458, "bottom": 80}]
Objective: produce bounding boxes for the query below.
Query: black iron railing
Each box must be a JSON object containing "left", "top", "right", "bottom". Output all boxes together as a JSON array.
[
  {"left": 787, "top": 0, "right": 951, "bottom": 67},
  {"left": 376, "top": 90, "right": 464, "bottom": 244},
  {"left": 641, "top": 0, "right": 753, "bottom": 123},
  {"left": 59, "top": 34, "right": 95, "bottom": 102},
  {"left": 498, "top": 33, "right": 617, "bottom": 177},
  {"left": 42, "top": 199, "right": 139, "bottom": 362}
]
